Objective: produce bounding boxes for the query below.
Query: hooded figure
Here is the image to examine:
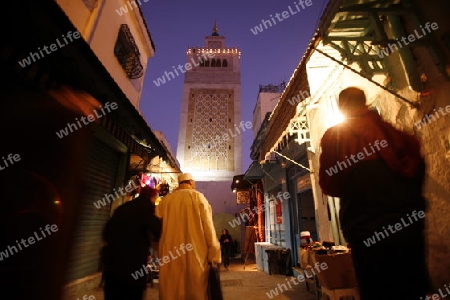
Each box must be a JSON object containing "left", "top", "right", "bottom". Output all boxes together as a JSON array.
[
  {"left": 158, "top": 173, "right": 221, "bottom": 300},
  {"left": 319, "top": 87, "right": 430, "bottom": 299}
]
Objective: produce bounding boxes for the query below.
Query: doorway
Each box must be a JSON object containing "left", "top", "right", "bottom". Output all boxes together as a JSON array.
[{"left": 297, "top": 189, "right": 318, "bottom": 241}]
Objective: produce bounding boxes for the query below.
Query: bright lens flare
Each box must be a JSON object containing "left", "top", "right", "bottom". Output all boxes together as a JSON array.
[{"left": 328, "top": 111, "right": 345, "bottom": 127}]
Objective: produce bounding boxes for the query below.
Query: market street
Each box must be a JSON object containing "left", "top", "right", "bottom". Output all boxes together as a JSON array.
[{"left": 63, "top": 259, "right": 317, "bottom": 300}]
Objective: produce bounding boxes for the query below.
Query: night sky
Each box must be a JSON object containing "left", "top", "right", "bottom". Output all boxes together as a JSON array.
[{"left": 139, "top": 0, "right": 329, "bottom": 171}]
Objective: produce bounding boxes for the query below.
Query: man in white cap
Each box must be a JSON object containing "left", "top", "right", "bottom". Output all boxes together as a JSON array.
[{"left": 157, "top": 173, "right": 221, "bottom": 300}]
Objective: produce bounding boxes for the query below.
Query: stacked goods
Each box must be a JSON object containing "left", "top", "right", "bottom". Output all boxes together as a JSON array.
[
  {"left": 298, "top": 241, "right": 357, "bottom": 289},
  {"left": 299, "top": 242, "right": 325, "bottom": 268},
  {"left": 313, "top": 251, "right": 358, "bottom": 289}
]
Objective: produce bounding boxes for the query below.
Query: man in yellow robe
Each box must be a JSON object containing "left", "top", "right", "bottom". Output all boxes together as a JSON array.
[{"left": 158, "top": 173, "right": 221, "bottom": 299}]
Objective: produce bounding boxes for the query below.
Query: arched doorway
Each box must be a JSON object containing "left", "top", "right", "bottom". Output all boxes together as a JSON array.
[{"left": 213, "top": 212, "right": 241, "bottom": 256}]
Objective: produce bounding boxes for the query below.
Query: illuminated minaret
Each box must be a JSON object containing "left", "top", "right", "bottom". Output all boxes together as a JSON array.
[{"left": 177, "top": 22, "right": 242, "bottom": 182}]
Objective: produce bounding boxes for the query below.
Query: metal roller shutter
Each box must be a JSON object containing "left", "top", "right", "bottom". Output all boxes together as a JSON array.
[{"left": 65, "top": 137, "right": 121, "bottom": 282}]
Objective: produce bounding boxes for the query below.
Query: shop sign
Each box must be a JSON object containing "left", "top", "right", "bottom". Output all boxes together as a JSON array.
[
  {"left": 297, "top": 174, "right": 311, "bottom": 192},
  {"left": 236, "top": 190, "right": 250, "bottom": 204}
]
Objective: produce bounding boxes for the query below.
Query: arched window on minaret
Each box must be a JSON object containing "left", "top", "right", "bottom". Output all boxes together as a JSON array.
[
  {"left": 211, "top": 59, "right": 216, "bottom": 67},
  {"left": 205, "top": 59, "right": 210, "bottom": 67},
  {"left": 216, "top": 59, "right": 221, "bottom": 67},
  {"left": 222, "top": 59, "right": 228, "bottom": 67}
]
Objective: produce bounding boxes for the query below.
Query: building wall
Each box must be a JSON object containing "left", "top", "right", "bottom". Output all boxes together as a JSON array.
[
  {"left": 177, "top": 82, "right": 243, "bottom": 180},
  {"left": 365, "top": 1, "right": 450, "bottom": 287},
  {"left": 196, "top": 181, "right": 247, "bottom": 216},
  {"left": 372, "top": 83, "right": 450, "bottom": 291},
  {"left": 261, "top": 164, "right": 286, "bottom": 246},
  {"left": 253, "top": 91, "right": 281, "bottom": 137},
  {"left": 55, "top": 0, "right": 154, "bottom": 109}
]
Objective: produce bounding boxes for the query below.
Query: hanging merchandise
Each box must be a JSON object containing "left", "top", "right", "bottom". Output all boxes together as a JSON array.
[
  {"left": 142, "top": 174, "right": 162, "bottom": 189},
  {"left": 155, "top": 181, "right": 170, "bottom": 207},
  {"left": 141, "top": 173, "right": 151, "bottom": 187},
  {"left": 158, "top": 182, "right": 170, "bottom": 196},
  {"left": 135, "top": 172, "right": 147, "bottom": 187}
]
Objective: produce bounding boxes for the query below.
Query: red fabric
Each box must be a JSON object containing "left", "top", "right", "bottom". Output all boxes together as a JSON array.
[
  {"left": 319, "top": 108, "right": 423, "bottom": 197},
  {"left": 257, "top": 192, "right": 265, "bottom": 242}
]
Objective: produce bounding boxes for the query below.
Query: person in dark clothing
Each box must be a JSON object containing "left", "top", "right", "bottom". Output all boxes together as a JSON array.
[
  {"left": 102, "top": 186, "right": 161, "bottom": 300},
  {"left": 319, "top": 87, "right": 430, "bottom": 300},
  {"left": 219, "top": 229, "right": 232, "bottom": 270}
]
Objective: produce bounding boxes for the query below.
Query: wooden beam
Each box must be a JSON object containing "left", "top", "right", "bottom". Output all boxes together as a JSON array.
[{"left": 338, "top": 6, "right": 412, "bottom": 15}]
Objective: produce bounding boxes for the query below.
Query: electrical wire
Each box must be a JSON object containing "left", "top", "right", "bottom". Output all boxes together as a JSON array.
[{"left": 272, "top": 150, "right": 311, "bottom": 172}]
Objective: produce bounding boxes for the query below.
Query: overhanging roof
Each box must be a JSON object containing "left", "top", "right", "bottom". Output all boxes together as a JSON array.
[
  {"left": 260, "top": 0, "right": 429, "bottom": 160},
  {"left": 319, "top": 0, "right": 397, "bottom": 78},
  {"left": 244, "top": 161, "right": 265, "bottom": 181},
  {"left": 317, "top": 0, "right": 428, "bottom": 104},
  {"left": 260, "top": 32, "right": 320, "bottom": 159},
  {"left": 316, "top": 0, "right": 445, "bottom": 94}
]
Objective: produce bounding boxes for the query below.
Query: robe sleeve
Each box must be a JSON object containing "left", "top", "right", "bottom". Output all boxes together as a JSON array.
[{"left": 199, "top": 194, "right": 221, "bottom": 264}]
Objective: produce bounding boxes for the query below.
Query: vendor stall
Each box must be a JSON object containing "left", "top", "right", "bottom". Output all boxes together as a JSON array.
[{"left": 298, "top": 241, "right": 360, "bottom": 300}]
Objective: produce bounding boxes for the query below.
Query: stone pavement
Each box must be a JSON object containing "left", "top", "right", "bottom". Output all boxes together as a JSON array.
[{"left": 83, "top": 259, "right": 318, "bottom": 300}]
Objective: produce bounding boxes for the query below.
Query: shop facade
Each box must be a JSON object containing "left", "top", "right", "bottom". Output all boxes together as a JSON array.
[
  {"left": 244, "top": 63, "right": 321, "bottom": 268},
  {"left": 287, "top": 0, "right": 450, "bottom": 288},
  {"left": 1, "top": 0, "right": 180, "bottom": 295}
]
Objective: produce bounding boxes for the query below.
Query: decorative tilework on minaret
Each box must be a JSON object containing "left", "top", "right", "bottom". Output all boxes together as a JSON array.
[{"left": 176, "top": 23, "right": 242, "bottom": 181}]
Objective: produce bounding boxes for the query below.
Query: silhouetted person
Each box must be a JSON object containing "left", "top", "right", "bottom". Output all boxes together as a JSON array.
[
  {"left": 319, "top": 87, "right": 430, "bottom": 299},
  {"left": 219, "top": 229, "right": 232, "bottom": 270},
  {"left": 102, "top": 186, "right": 161, "bottom": 300}
]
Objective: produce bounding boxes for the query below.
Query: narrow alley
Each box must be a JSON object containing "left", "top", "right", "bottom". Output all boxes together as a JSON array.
[{"left": 65, "top": 259, "right": 317, "bottom": 300}]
